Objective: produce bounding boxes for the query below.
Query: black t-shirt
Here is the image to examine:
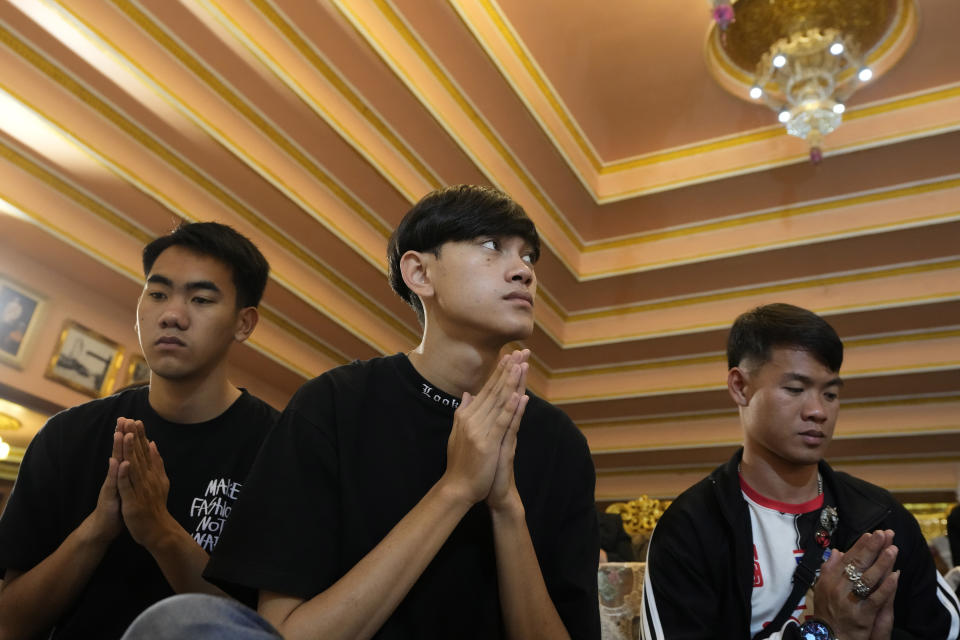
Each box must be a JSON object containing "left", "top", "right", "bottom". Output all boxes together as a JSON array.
[
  {"left": 206, "top": 354, "right": 600, "bottom": 639},
  {"left": 0, "top": 386, "right": 278, "bottom": 639}
]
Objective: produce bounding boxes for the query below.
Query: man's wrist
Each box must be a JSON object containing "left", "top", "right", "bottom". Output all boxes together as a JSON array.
[
  {"left": 138, "top": 513, "right": 183, "bottom": 553},
  {"left": 488, "top": 491, "right": 524, "bottom": 523},
  {"left": 79, "top": 510, "right": 119, "bottom": 547},
  {"left": 798, "top": 618, "right": 837, "bottom": 640}
]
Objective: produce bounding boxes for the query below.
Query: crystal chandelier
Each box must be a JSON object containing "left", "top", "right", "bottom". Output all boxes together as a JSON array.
[
  {"left": 706, "top": 0, "right": 915, "bottom": 164},
  {"left": 750, "top": 26, "right": 871, "bottom": 163}
]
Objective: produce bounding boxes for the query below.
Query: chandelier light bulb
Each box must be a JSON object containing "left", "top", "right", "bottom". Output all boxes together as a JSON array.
[
  {"left": 858, "top": 67, "right": 873, "bottom": 82},
  {"left": 777, "top": 109, "right": 791, "bottom": 123},
  {"left": 832, "top": 103, "right": 845, "bottom": 114},
  {"left": 829, "top": 42, "right": 844, "bottom": 55},
  {"left": 772, "top": 54, "right": 787, "bottom": 68},
  {"left": 749, "top": 86, "right": 763, "bottom": 99}
]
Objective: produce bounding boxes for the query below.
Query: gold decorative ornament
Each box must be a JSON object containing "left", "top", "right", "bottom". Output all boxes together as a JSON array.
[{"left": 605, "top": 494, "right": 672, "bottom": 536}]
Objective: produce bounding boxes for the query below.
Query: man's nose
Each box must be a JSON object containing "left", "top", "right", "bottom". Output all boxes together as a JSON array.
[
  {"left": 802, "top": 393, "right": 827, "bottom": 423},
  {"left": 158, "top": 301, "right": 188, "bottom": 329},
  {"left": 509, "top": 257, "right": 534, "bottom": 285}
]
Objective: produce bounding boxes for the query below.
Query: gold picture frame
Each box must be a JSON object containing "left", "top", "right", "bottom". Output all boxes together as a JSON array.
[
  {"left": 0, "top": 276, "right": 45, "bottom": 370},
  {"left": 44, "top": 320, "right": 124, "bottom": 398},
  {"left": 126, "top": 354, "right": 151, "bottom": 387}
]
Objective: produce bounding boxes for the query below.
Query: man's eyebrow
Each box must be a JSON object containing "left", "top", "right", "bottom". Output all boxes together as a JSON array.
[
  {"left": 146, "top": 274, "right": 172, "bottom": 287},
  {"left": 145, "top": 275, "right": 221, "bottom": 295},
  {"left": 782, "top": 372, "right": 844, "bottom": 388},
  {"left": 185, "top": 280, "right": 222, "bottom": 295}
]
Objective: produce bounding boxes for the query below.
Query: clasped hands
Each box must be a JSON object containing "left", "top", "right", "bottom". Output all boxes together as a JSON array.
[
  {"left": 443, "top": 349, "right": 530, "bottom": 513},
  {"left": 92, "top": 417, "right": 175, "bottom": 549},
  {"left": 812, "top": 529, "right": 899, "bottom": 640}
]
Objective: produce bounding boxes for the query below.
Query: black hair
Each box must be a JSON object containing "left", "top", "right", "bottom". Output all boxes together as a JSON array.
[
  {"left": 142, "top": 222, "right": 270, "bottom": 309},
  {"left": 727, "top": 303, "right": 843, "bottom": 372},
  {"left": 387, "top": 185, "right": 540, "bottom": 324}
]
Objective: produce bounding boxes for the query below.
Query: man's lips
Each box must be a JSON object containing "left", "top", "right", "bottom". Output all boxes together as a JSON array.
[
  {"left": 155, "top": 336, "right": 185, "bottom": 347},
  {"left": 799, "top": 430, "right": 825, "bottom": 444},
  {"left": 504, "top": 292, "right": 533, "bottom": 306}
]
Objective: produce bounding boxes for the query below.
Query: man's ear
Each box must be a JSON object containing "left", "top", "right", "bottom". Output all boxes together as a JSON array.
[
  {"left": 400, "top": 250, "right": 434, "bottom": 302},
  {"left": 727, "top": 367, "right": 750, "bottom": 407},
  {"left": 234, "top": 307, "right": 259, "bottom": 343}
]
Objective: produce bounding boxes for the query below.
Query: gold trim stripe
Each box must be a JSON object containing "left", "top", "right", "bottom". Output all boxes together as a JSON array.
[
  {"left": 475, "top": 0, "right": 601, "bottom": 172},
  {"left": 257, "top": 306, "right": 349, "bottom": 366},
  {"left": 556, "top": 329, "right": 960, "bottom": 380},
  {"left": 363, "top": 0, "right": 585, "bottom": 250},
  {"left": 580, "top": 393, "right": 960, "bottom": 430},
  {"left": 110, "top": 0, "right": 394, "bottom": 240},
  {"left": 567, "top": 259, "right": 960, "bottom": 322},
  {"left": 246, "top": 0, "right": 441, "bottom": 194},
  {"left": 585, "top": 176, "right": 960, "bottom": 252},
  {"left": 0, "top": 137, "right": 152, "bottom": 245}
]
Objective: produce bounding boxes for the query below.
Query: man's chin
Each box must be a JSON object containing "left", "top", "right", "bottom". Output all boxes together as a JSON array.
[{"left": 147, "top": 365, "right": 196, "bottom": 382}]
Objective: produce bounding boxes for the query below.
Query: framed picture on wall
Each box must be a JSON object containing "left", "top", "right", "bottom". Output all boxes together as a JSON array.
[
  {"left": 44, "top": 320, "right": 124, "bottom": 398},
  {"left": 0, "top": 277, "right": 45, "bottom": 370},
  {"left": 126, "top": 354, "right": 151, "bottom": 388}
]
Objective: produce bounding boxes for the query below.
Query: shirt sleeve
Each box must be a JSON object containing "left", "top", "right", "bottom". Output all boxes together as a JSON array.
[
  {"left": 0, "top": 418, "right": 66, "bottom": 576},
  {"left": 641, "top": 501, "right": 728, "bottom": 639},
  {"left": 204, "top": 377, "right": 343, "bottom": 600}
]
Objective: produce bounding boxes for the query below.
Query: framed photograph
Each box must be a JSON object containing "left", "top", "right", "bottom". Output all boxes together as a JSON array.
[
  {"left": 44, "top": 320, "right": 124, "bottom": 398},
  {"left": 126, "top": 354, "right": 151, "bottom": 387},
  {"left": 0, "top": 277, "right": 45, "bottom": 369}
]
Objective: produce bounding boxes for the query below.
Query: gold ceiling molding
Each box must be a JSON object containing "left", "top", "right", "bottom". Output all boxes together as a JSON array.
[
  {"left": 335, "top": 0, "right": 588, "bottom": 258},
  {"left": 582, "top": 175, "right": 960, "bottom": 254},
  {"left": 0, "top": 133, "right": 153, "bottom": 245},
  {"left": 256, "top": 306, "right": 348, "bottom": 367},
  {"left": 472, "top": 0, "right": 602, "bottom": 173},
  {"left": 544, "top": 336, "right": 960, "bottom": 404},
  {"left": 557, "top": 258, "right": 960, "bottom": 323},
  {"left": 449, "top": 0, "right": 602, "bottom": 196},
  {"left": 579, "top": 409, "right": 738, "bottom": 430},
  {"left": 230, "top": 0, "right": 442, "bottom": 197},
  {"left": 0, "top": 17, "right": 419, "bottom": 347},
  {"left": 550, "top": 353, "right": 725, "bottom": 380},
  {"left": 72, "top": 1, "right": 396, "bottom": 246},
  {"left": 844, "top": 84, "right": 960, "bottom": 122},
  {"left": 0, "top": 191, "right": 141, "bottom": 281},
  {"left": 580, "top": 393, "right": 960, "bottom": 431},
  {"left": 547, "top": 329, "right": 960, "bottom": 403}
]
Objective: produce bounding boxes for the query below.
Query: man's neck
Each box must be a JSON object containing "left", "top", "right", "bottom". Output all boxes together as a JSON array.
[
  {"left": 739, "top": 450, "right": 820, "bottom": 504},
  {"left": 407, "top": 333, "right": 504, "bottom": 398},
  {"left": 147, "top": 371, "right": 240, "bottom": 424}
]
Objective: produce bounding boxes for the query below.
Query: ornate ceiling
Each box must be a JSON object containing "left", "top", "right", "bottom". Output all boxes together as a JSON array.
[{"left": 0, "top": 0, "right": 958, "bottom": 502}]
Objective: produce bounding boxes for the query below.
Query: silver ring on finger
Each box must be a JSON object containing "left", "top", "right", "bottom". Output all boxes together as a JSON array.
[
  {"left": 844, "top": 562, "right": 863, "bottom": 582},
  {"left": 851, "top": 577, "right": 873, "bottom": 599}
]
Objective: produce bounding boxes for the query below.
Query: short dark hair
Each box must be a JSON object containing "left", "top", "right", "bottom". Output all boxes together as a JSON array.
[
  {"left": 142, "top": 222, "right": 270, "bottom": 309},
  {"left": 387, "top": 185, "right": 540, "bottom": 324},
  {"left": 727, "top": 303, "right": 843, "bottom": 372}
]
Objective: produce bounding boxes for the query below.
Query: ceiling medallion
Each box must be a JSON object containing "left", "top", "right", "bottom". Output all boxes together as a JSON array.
[{"left": 705, "top": 0, "right": 918, "bottom": 164}]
